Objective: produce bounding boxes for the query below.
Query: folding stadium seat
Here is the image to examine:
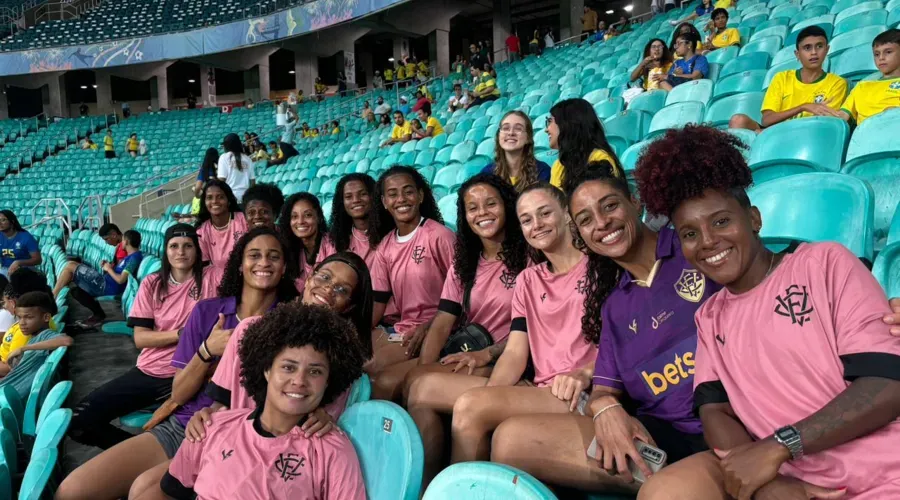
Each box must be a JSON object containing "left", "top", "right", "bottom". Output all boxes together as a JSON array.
[
  {"left": 665, "top": 79, "right": 714, "bottom": 106},
  {"left": 628, "top": 90, "right": 668, "bottom": 116},
  {"left": 432, "top": 167, "right": 459, "bottom": 200},
  {"left": 621, "top": 138, "right": 654, "bottom": 185},
  {"left": 603, "top": 110, "right": 652, "bottom": 153},
  {"left": 438, "top": 194, "right": 459, "bottom": 231},
  {"left": 646, "top": 102, "right": 706, "bottom": 139},
  {"left": 834, "top": 8, "right": 888, "bottom": 35},
  {"left": 890, "top": 7, "right": 900, "bottom": 27},
  {"left": 704, "top": 91, "right": 765, "bottom": 128},
  {"left": 741, "top": 33, "right": 784, "bottom": 60},
  {"left": 770, "top": 3, "right": 801, "bottom": 21},
  {"left": 593, "top": 97, "right": 626, "bottom": 121},
  {"left": 831, "top": 42, "right": 879, "bottom": 80},
  {"left": 790, "top": 6, "right": 830, "bottom": 27},
  {"left": 786, "top": 15, "right": 835, "bottom": 46},
  {"left": 18, "top": 447, "right": 58, "bottom": 500},
  {"left": 748, "top": 117, "right": 849, "bottom": 184},
  {"left": 713, "top": 70, "right": 767, "bottom": 101},
  {"left": 873, "top": 242, "right": 900, "bottom": 297},
  {"left": 400, "top": 141, "right": 417, "bottom": 153},
  {"left": 750, "top": 173, "right": 875, "bottom": 263},
  {"left": 828, "top": 24, "right": 886, "bottom": 57},
  {"left": 423, "top": 462, "right": 557, "bottom": 500},
  {"left": 720, "top": 52, "right": 772, "bottom": 79}
]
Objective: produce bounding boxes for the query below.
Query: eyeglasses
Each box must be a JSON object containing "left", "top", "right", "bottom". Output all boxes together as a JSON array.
[
  {"left": 312, "top": 272, "right": 351, "bottom": 298},
  {"left": 500, "top": 124, "right": 526, "bottom": 135}
]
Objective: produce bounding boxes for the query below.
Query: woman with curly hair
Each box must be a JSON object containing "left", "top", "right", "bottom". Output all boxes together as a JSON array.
[
  {"left": 58, "top": 227, "right": 298, "bottom": 500},
  {"left": 280, "top": 192, "right": 336, "bottom": 293},
  {"left": 447, "top": 183, "right": 596, "bottom": 467},
  {"left": 634, "top": 126, "right": 900, "bottom": 500},
  {"left": 153, "top": 304, "right": 366, "bottom": 500},
  {"left": 328, "top": 173, "right": 378, "bottom": 267},
  {"left": 195, "top": 179, "right": 247, "bottom": 269},
  {"left": 630, "top": 38, "right": 674, "bottom": 91},
  {"left": 240, "top": 182, "right": 284, "bottom": 230},
  {"left": 368, "top": 165, "right": 455, "bottom": 401},
  {"left": 546, "top": 98, "right": 620, "bottom": 194},
  {"left": 480, "top": 111, "right": 551, "bottom": 191}
]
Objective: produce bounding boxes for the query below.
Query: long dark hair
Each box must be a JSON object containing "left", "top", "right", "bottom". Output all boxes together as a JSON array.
[
  {"left": 280, "top": 193, "right": 328, "bottom": 278},
  {"left": 642, "top": 38, "right": 674, "bottom": 72},
  {"left": 374, "top": 165, "right": 444, "bottom": 246},
  {"left": 157, "top": 223, "right": 204, "bottom": 303},
  {"left": 312, "top": 252, "right": 374, "bottom": 358},
  {"left": 195, "top": 179, "right": 240, "bottom": 227},
  {"left": 216, "top": 226, "right": 299, "bottom": 303},
  {"left": 200, "top": 147, "right": 219, "bottom": 182},
  {"left": 670, "top": 23, "right": 702, "bottom": 51},
  {"left": 329, "top": 173, "right": 377, "bottom": 252},
  {"left": 565, "top": 162, "right": 631, "bottom": 345},
  {"left": 550, "top": 98, "right": 622, "bottom": 195},
  {"left": 223, "top": 133, "right": 245, "bottom": 171},
  {"left": 454, "top": 174, "right": 529, "bottom": 290},
  {"left": 0, "top": 210, "right": 25, "bottom": 233},
  {"left": 492, "top": 111, "right": 540, "bottom": 193}
]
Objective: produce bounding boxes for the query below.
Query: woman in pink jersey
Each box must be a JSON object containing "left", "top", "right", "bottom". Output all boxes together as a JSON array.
[
  {"left": 280, "top": 192, "right": 336, "bottom": 293},
  {"left": 400, "top": 173, "right": 531, "bottom": 484},
  {"left": 448, "top": 183, "right": 597, "bottom": 464},
  {"left": 148, "top": 304, "right": 367, "bottom": 500},
  {"left": 240, "top": 182, "right": 284, "bottom": 230},
  {"left": 195, "top": 179, "right": 248, "bottom": 269},
  {"left": 328, "top": 173, "right": 378, "bottom": 268},
  {"left": 635, "top": 126, "right": 900, "bottom": 500},
  {"left": 367, "top": 165, "right": 456, "bottom": 401},
  {"left": 67, "top": 224, "right": 222, "bottom": 452}
]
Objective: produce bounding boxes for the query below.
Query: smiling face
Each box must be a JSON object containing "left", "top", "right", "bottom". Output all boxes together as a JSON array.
[
  {"left": 796, "top": 35, "right": 829, "bottom": 70},
  {"left": 302, "top": 261, "right": 358, "bottom": 312},
  {"left": 499, "top": 113, "right": 529, "bottom": 153},
  {"left": 464, "top": 183, "right": 506, "bottom": 242},
  {"left": 343, "top": 180, "right": 372, "bottom": 220},
  {"left": 264, "top": 345, "right": 329, "bottom": 417},
  {"left": 166, "top": 236, "right": 198, "bottom": 272},
  {"left": 382, "top": 173, "right": 423, "bottom": 226},
  {"left": 244, "top": 200, "right": 275, "bottom": 229},
  {"left": 517, "top": 188, "right": 569, "bottom": 252},
  {"left": 205, "top": 186, "right": 229, "bottom": 217},
  {"left": 570, "top": 180, "right": 642, "bottom": 260},
  {"left": 241, "top": 234, "right": 287, "bottom": 291},
  {"left": 672, "top": 189, "right": 762, "bottom": 288},
  {"left": 290, "top": 200, "right": 319, "bottom": 240}
]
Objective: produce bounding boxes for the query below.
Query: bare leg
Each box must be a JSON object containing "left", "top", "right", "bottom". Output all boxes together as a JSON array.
[
  {"left": 491, "top": 414, "right": 638, "bottom": 494},
  {"left": 401, "top": 362, "right": 492, "bottom": 406},
  {"left": 637, "top": 451, "right": 727, "bottom": 500},
  {"left": 128, "top": 460, "right": 171, "bottom": 500},
  {"left": 56, "top": 433, "right": 168, "bottom": 500},
  {"left": 365, "top": 328, "right": 409, "bottom": 375},
  {"left": 450, "top": 385, "right": 571, "bottom": 463},
  {"left": 53, "top": 261, "right": 79, "bottom": 297},
  {"left": 728, "top": 113, "right": 762, "bottom": 132},
  {"left": 370, "top": 358, "right": 418, "bottom": 402}
]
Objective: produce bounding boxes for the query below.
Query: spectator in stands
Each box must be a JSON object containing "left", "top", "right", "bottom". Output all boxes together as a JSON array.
[
  {"left": 1, "top": 270, "right": 56, "bottom": 372},
  {"left": 139, "top": 139, "right": 148, "bottom": 156},
  {"left": 337, "top": 71, "right": 347, "bottom": 96},
  {"left": 382, "top": 111, "right": 413, "bottom": 146},
  {"left": 546, "top": 98, "right": 621, "bottom": 193},
  {"left": 250, "top": 141, "right": 268, "bottom": 162},
  {"left": 57, "top": 227, "right": 298, "bottom": 500},
  {"left": 315, "top": 77, "right": 327, "bottom": 101},
  {"left": 670, "top": 0, "right": 714, "bottom": 26},
  {"left": 731, "top": 27, "right": 847, "bottom": 131},
  {"left": 242, "top": 132, "right": 253, "bottom": 154},
  {"left": 384, "top": 65, "right": 395, "bottom": 87},
  {"left": 529, "top": 29, "right": 542, "bottom": 56},
  {"left": 280, "top": 193, "right": 335, "bottom": 292},
  {"left": 452, "top": 55, "right": 468, "bottom": 84},
  {"left": 281, "top": 108, "right": 298, "bottom": 146},
  {"left": 216, "top": 133, "right": 255, "bottom": 202},
  {"left": 544, "top": 28, "right": 555, "bottom": 49},
  {"left": 187, "top": 93, "right": 197, "bottom": 109},
  {"left": 0, "top": 290, "right": 71, "bottom": 384},
  {"left": 379, "top": 113, "right": 392, "bottom": 128},
  {"left": 405, "top": 57, "right": 417, "bottom": 85},
  {"left": 659, "top": 32, "right": 709, "bottom": 90},
  {"left": 0, "top": 210, "right": 41, "bottom": 278},
  {"left": 373, "top": 70, "right": 384, "bottom": 89},
  {"left": 0, "top": 276, "right": 10, "bottom": 336},
  {"left": 195, "top": 180, "right": 247, "bottom": 269},
  {"left": 245, "top": 98, "right": 255, "bottom": 110},
  {"left": 266, "top": 141, "right": 285, "bottom": 167},
  {"left": 409, "top": 119, "right": 423, "bottom": 137},
  {"left": 331, "top": 120, "right": 341, "bottom": 135},
  {"left": 104, "top": 128, "right": 116, "bottom": 159},
  {"left": 506, "top": 31, "right": 521, "bottom": 62},
  {"left": 399, "top": 95, "right": 411, "bottom": 115},
  {"left": 374, "top": 95, "right": 392, "bottom": 119},
  {"left": 412, "top": 90, "right": 429, "bottom": 112},
  {"left": 300, "top": 122, "right": 313, "bottom": 138},
  {"left": 839, "top": 28, "right": 900, "bottom": 125},
  {"left": 589, "top": 21, "right": 608, "bottom": 43},
  {"left": 631, "top": 38, "right": 674, "bottom": 90},
  {"left": 635, "top": 125, "right": 900, "bottom": 500},
  {"left": 122, "top": 101, "right": 131, "bottom": 119},
  {"left": 81, "top": 132, "right": 97, "bottom": 150},
  {"left": 465, "top": 66, "right": 501, "bottom": 109},
  {"left": 670, "top": 23, "right": 704, "bottom": 57},
  {"left": 403, "top": 174, "right": 530, "bottom": 484},
  {"left": 242, "top": 183, "right": 284, "bottom": 231},
  {"left": 418, "top": 58, "right": 430, "bottom": 81},
  {"left": 448, "top": 183, "right": 594, "bottom": 463},
  {"left": 617, "top": 15, "right": 632, "bottom": 34},
  {"left": 155, "top": 304, "right": 366, "bottom": 500},
  {"left": 703, "top": 8, "right": 740, "bottom": 53},
  {"left": 414, "top": 102, "right": 444, "bottom": 139},
  {"left": 95, "top": 223, "right": 126, "bottom": 265},
  {"left": 127, "top": 133, "right": 140, "bottom": 158},
  {"left": 582, "top": 5, "right": 599, "bottom": 39},
  {"left": 192, "top": 148, "right": 219, "bottom": 203},
  {"left": 361, "top": 100, "right": 375, "bottom": 124},
  {"left": 396, "top": 63, "right": 407, "bottom": 87},
  {"left": 482, "top": 111, "right": 551, "bottom": 190},
  {"left": 469, "top": 43, "right": 487, "bottom": 73},
  {"left": 366, "top": 166, "right": 454, "bottom": 402},
  {"left": 329, "top": 174, "right": 378, "bottom": 267},
  {"left": 67, "top": 224, "right": 221, "bottom": 451},
  {"left": 448, "top": 84, "right": 470, "bottom": 112},
  {"left": 79, "top": 101, "right": 89, "bottom": 117}
]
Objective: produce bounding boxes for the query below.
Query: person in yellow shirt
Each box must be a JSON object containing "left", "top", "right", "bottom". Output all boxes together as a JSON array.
[
  {"left": 384, "top": 67, "right": 394, "bottom": 86},
  {"left": 545, "top": 98, "right": 621, "bottom": 192},
  {"left": 381, "top": 111, "right": 412, "bottom": 146},
  {"left": 670, "top": 23, "right": 704, "bottom": 59},
  {"left": 413, "top": 102, "right": 444, "bottom": 138},
  {"left": 104, "top": 129, "right": 115, "bottom": 159},
  {"left": 703, "top": 9, "right": 741, "bottom": 53},
  {"left": 331, "top": 120, "right": 341, "bottom": 135},
  {"left": 405, "top": 58, "right": 417, "bottom": 83},
  {"left": 396, "top": 64, "right": 406, "bottom": 85},
  {"left": 300, "top": 122, "right": 312, "bottom": 138},
  {"left": 839, "top": 29, "right": 900, "bottom": 126},
  {"left": 126, "top": 133, "right": 139, "bottom": 158},
  {"left": 465, "top": 67, "right": 501, "bottom": 109},
  {"left": 1, "top": 290, "right": 67, "bottom": 378},
  {"left": 314, "top": 77, "right": 327, "bottom": 101},
  {"left": 630, "top": 38, "right": 674, "bottom": 90},
  {"left": 250, "top": 141, "right": 269, "bottom": 161},
  {"left": 730, "top": 26, "right": 848, "bottom": 132}
]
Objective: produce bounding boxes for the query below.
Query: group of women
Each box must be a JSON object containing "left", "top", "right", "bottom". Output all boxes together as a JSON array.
[{"left": 52, "top": 97, "right": 900, "bottom": 499}]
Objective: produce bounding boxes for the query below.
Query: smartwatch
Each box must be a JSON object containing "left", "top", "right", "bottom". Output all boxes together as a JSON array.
[{"left": 773, "top": 425, "right": 804, "bottom": 460}]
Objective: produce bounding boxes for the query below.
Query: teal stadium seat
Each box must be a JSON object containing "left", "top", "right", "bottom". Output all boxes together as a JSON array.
[
  {"left": 646, "top": 102, "right": 706, "bottom": 139},
  {"left": 338, "top": 401, "right": 424, "bottom": 500},
  {"left": 747, "top": 116, "right": 849, "bottom": 184},
  {"left": 828, "top": 24, "right": 887, "bottom": 57},
  {"left": 830, "top": 41, "right": 879, "bottom": 81},
  {"left": 664, "top": 79, "right": 714, "bottom": 106},
  {"left": 438, "top": 195, "right": 459, "bottom": 232},
  {"left": 704, "top": 92, "right": 765, "bottom": 128},
  {"left": 432, "top": 167, "right": 458, "bottom": 201},
  {"left": 834, "top": 8, "right": 888, "bottom": 36},
  {"left": 0, "top": 385, "right": 24, "bottom": 433},
  {"left": 0, "top": 427, "right": 12, "bottom": 498},
  {"left": 628, "top": 90, "right": 668, "bottom": 116},
  {"left": 35, "top": 381, "right": 71, "bottom": 432},
  {"left": 720, "top": 52, "right": 772, "bottom": 79},
  {"left": 712, "top": 70, "right": 767, "bottom": 101},
  {"left": 705, "top": 46, "right": 740, "bottom": 66},
  {"left": 741, "top": 34, "right": 783, "bottom": 60},
  {"left": 593, "top": 98, "right": 626, "bottom": 121},
  {"left": 749, "top": 173, "right": 875, "bottom": 263},
  {"left": 603, "top": 110, "right": 652, "bottom": 150},
  {"left": 423, "top": 462, "right": 557, "bottom": 500},
  {"left": 18, "top": 447, "right": 57, "bottom": 500},
  {"left": 346, "top": 374, "right": 373, "bottom": 407},
  {"left": 785, "top": 15, "right": 835, "bottom": 46},
  {"left": 32, "top": 408, "right": 71, "bottom": 453},
  {"left": 874, "top": 243, "right": 900, "bottom": 297}
]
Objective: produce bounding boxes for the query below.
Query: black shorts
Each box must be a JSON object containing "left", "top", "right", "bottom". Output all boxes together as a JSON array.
[
  {"left": 105, "top": 150, "right": 116, "bottom": 159},
  {"left": 635, "top": 414, "right": 708, "bottom": 463}
]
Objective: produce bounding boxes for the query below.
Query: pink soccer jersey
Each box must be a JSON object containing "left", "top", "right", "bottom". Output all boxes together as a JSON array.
[
  {"left": 208, "top": 317, "right": 350, "bottom": 420},
  {"left": 348, "top": 228, "right": 375, "bottom": 270},
  {"left": 510, "top": 254, "right": 597, "bottom": 387},
  {"left": 439, "top": 258, "right": 521, "bottom": 342},
  {"left": 371, "top": 219, "right": 455, "bottom": 336},
  {"left": 162, "top": 407, "right": 366, "bottom": 500},
  {"left": 197, "top": 213, "right": 249, "bottom": 270},
  {"left": 128, "top": 267, "right": 223, "bottom": 378},
  {"left": 295, "top": 237, "right": 337, "bottom": 294},
  {"left": 693, "top": 243, "right": 900, "bottom": 497}
]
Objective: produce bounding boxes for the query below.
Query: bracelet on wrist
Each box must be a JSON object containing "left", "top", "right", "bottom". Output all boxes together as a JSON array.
[
  {"left": 592, "top": 403, "right": 623, "bottom": 421},
  {"left": 197, "top": 341, "right": 213, "bottom": 363}
]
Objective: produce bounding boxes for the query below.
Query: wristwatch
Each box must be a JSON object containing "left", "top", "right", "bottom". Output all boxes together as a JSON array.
[{"left": 773, "top": 425, "right": 804, "bottom": 460}]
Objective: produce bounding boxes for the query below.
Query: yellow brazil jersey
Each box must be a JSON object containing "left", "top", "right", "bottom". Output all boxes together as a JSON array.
[
  {"left": 104, "top": 135, "right": 114, "bottom": 151},
  {"left": 391, "top": 121, "right": 412, "bottom": 141},
  {"left": 426, "top": 116, "right": 445, "bottom": 136},
  {"left": 0, "top": 319, "right": 57, "bottom": 362},
  {"left": 840, "top": 77, "right": 900, "bottom": 125},
  {"left": 397, "top": 67, "right": 406, "bottom": 80},
  {"left": 311, "top": 130, "right": 319, "bottom": 138},
  {"left": 762, "top": 70, "right": 847, "bottom": 119},
  {"left": 127, "top": 138, "right": 139, "bottom": 151},
  {"left": 384, "top": 69, "right": 394, "bottom": 82},
  {"left": 417, "top": 62, "right": 428, "bottom": 74},
  {"left": 405, "top": 63, "right": 416, "bottom": 77},
  {"left": 551, "top": 149, "right": 619, "bottom": 188},
  {"left": 475, "top": 72, "right": 501, "bottom": 97},
  {"left": 645, "top": 62, "right": 673, "bottom": 90},
  {"left": 711, "top": 28, "right": 741, "bottom": 48},
  {"left": 332, "top": 127, "right": 340, "bottom": 135},
  {"left": 714, "top": 0, "right": 732, "bottom": 8}
]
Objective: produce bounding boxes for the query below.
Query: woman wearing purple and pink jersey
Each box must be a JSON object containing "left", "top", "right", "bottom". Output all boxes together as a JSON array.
[
  {"left": 636, "top": 126, "right": 900, "bottom": 500},
  {"left": 280, "top": 193, "right": 336, "bottom": 294}
]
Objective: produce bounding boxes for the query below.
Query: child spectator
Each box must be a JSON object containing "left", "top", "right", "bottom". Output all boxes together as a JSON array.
[
  {"left": 104, "top": 129, "right": 115, "bottom": 159},
  {"left": 127, "top": 133, "right": 139, "bottom": 158},
  {"left": 839, "top": 28, "right": 900, "bottom": 125},
  {"left": 0, "top": 210, "right": 41, "bottom": 277},
  {"left": 465, "top": 66, "right": 501, "bottom": 109},
  {"left": 448, "top": 84, "right": 470, "bottom": 112},
  {"left": 331, "top": 120, "right": 341, "bottom": 135},
  {"left": 409, "top": 119, "right": 423, "bottom": 137},
  {"left": 631, "top": 38, "right": 674, "bottom": 90},
  {"left": 414, "top": 102, "right": 444, "bottom": 138},
  {"left": 266, "top": 141, "right": 285, "bottom": 166},
  {"left": 68, "top": 230, "right": 143, "bottom": 329},
  {"left": 381, "top": 111, "right": 413, "bottom": 146},
  {"left": 659, "top": 32, "right": 709, "bottom": 90},
  {"left": 703, "top": 8, "right": 741, "bottom": 53},
  {"left": 1, "top": 269, "right": 59, "bottom": 376},
  {"left": 379, "top": 113, "right": 392, "bottom": 128},
  {"left": 731, "top": 27, "right": 847, "bottom": 131}
]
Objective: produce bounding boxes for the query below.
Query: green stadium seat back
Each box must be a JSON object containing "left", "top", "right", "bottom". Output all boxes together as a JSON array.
[
  {"left": 713, "top": 70, "right": 767, "bottom": 101},
  {"left": 423, "top": 462, "right": 557, "bottom": 500},
  {"left": 593, "top": 98, "right": 626, "bottom": 121},
  {"left": 18, "top": 447, "right": 58, "bottom": 500},
  {"left": 604, "top": 110, "right": 652, "bottom": 147},
  {"left": 646, "top": 101, "right": 706, "bottom": 139},
  {"left": 438, "top": 195, "right": 459, "bottom": 232},
  {"left": 704, "top": 91, "right": 765, "bottom": 128},
  {"left": 32, "top": 407, "right": 71, "bottom": 453},
  {"left": 35, "top": 381, "right": 71, "bottom": 432},
  {"left": 873, "top": 242, "right": 900, "bottom": 297},
  {"left": 720, "top": 52, "right": 772, "bottom": 80},
  {"left": 664, "top": 79, "right": 714, "bottom": 106},
  {"left": 346, "top": 374, "right": 372, "bottom": 407},
  {"left": 628, "top": 90, "right": 668, "bottom": 116}
]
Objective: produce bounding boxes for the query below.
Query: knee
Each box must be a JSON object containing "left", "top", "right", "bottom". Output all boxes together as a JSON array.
[
  {"left": 128, "top": 468, "right": 160, "bottom": 499},
  {"left": 450, "top": 388, "right": 489, "bottom": 433},
  {"left": 403, "top": 367, "right": 434, "bottom": 406},
  {"left": 489, "top": 418, "right": 525, "bottom": 465},
  {"left": 728, "top": 114, "right": 756, "bottom": 130},
  {"left": 55, "top": 474, "right": 90, "bottom": 500}
]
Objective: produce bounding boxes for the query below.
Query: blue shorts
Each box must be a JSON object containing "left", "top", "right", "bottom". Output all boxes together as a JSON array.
[{"left": 74, "top": 264, "right": 107, "bottom": 297}]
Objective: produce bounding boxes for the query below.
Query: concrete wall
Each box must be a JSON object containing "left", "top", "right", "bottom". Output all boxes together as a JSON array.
[{"left": 109, "top": 172, "right": 196, "bottom": 230}]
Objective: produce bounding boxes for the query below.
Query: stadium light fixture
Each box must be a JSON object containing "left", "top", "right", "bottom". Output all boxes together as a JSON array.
[
  {"left": 388, "top": 57, "right": 395, "bottom": 62},
  {"left": 624, "top": 4, "right": 634, "bottom": 11},
  {"left": 80, "top": 85, "right": 88, "bottom": 89},
  {"left": 188, "top": 79, "right": 196, "bottom": 83},
  {"left": 606, "top": 9, "right": 614, "bottom": 13},
  {"left": 92, "top": 84, "right": 97, "bottom": 88},
  {"left": 288, "top": 70, "right": 296, "bottom": 74}
]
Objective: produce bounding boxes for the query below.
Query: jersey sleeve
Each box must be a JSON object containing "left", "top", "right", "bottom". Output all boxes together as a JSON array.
[
  {"left": 821, "top": 244, "right": 900, "bottom": 381},
  {"left": 509, "top": 274, "right": 528, "bottom": 333},
  {"left": 172, "top": 303, "right": 209, "bottom": 369},
  {"left": 161, "top": 435, "right": 204, "bottom": 499},
  {"left": 694, "top": 55, "right": 710, "bottom": 78},
  {"left": 592, "top": 306, "right": 623, "bottom": 390},
  {"left": 761, "top": 72, "right": 785, "bottom": 113},
  {"left": 371, "top": 247, "right": 392, "bottom": 303},
  {"left": 216, "top": 155, "right": 228, "bottom": 179},
  {"left": 127, "top": 275, "right": 157, "bottom": 329},
  {"left": 23, "top": 233, "right": 38, "bottom": 254},
  {"left": 826, "top": 76, "right": 849, "bottom": 111},
  {"left": 322, "top": 437, "right": 367, "bottom": 500},
  {"left": 692, "top": 312, "right": 729, "bottom": 413},
  {"left": 122, "top": 255, "right": 141, "bottom": 276},
  {"left": 840, "top": 85, "right": 860, "bottom": 122},
  {"left": 438, "top": 265, "right": 464, "bottom": 317}
]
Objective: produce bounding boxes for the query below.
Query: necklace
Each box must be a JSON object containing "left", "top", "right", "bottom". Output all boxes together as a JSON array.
[
  {"left": 169, "top": 275, "right": 182, "bottom": 286},
  {"left": 765, "top": 252, "right": 776, "bottom": 277},
  {"left": 213, "top": 218, "right": 231, "bottom": 231}
]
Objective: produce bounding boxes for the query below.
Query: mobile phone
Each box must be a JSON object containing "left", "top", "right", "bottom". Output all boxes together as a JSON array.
[
  {"left": 585, "top": 438, "right": 667, "bottom": 484},
  {"left": 387, "top": 333, "right": 404, "bottom": 343}
]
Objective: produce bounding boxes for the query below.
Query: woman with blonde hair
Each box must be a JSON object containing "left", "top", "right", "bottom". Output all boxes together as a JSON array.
[{"left": 481, "top": 110, "right": 550, "bottom": 191}]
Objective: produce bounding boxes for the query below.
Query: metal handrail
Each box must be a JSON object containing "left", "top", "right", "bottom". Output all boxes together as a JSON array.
[
  {"left": 77, "top": 194, "right": 103, "bottom": 230},
  {"left": 29, "top": 198, "right": 71, "bottom": 238},
  {"left": 26, "top": 213, "right": 71, "bottom": 244}
]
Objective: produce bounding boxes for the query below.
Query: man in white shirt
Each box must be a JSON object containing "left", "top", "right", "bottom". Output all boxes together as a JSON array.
[
  {"left": 373, "top": 96, "right": 392, "bottom": 118},
  {"left": 448, "top": 84, "right": 470, "bottom": 113},
  {"left": 373, "top": 71, "right": 384, "bottom": 89}
]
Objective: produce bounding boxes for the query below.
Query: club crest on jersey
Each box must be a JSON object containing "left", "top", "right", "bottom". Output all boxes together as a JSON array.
[
  {"left": 273, "top": 452, "right": 305, "bottom": 482},
  {"left": 629, "top": 319, "right": 638, "bottom": 334},
  {"left": 674, "top": 269, "right": 705, "bottom": 303},
  {"left": 575, "top": 278, "right": 587, "bottom": 295},
  {"left": 813, "top": 93, "right": 826, "bottom": 104},
  {"left": 774, "top": 284, "right": 814, "bottom": 326},
  {"left": 499, "top": 269, "right": 517, "bottom": 289},
  {"left": 189, "top": 284, "right": 201, "bottom": 300},
  {"left": 411, "top": 245, "right": 426, "bottom": 264},
  {"left": 890, "top": 81, "right": 900, "bottom": 90}
]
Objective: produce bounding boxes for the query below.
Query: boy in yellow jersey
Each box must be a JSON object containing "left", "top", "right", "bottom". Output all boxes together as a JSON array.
[
  {"left": 405, "top": 58, "right": 417, "bottom": 82},
  {"left": 103, "top": 129, "right": 115, "bottom": 159},
  {"left": 465, "top": 67, "right": 501, "bottom": 109},
  {"left": 730, "top": 26, "right": 847, "bottom": 132},
  {"left": 839, "top": 29, "right": 900, "bottom": 125},
  {"left": 414, "top": 102, "right": 444, "bottom": 138},
  {"left": 703, "top": 9, "right": 741, "bottom": 53}
]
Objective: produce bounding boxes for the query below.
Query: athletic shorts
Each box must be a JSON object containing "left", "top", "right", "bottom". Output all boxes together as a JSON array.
[
  {"left": 149, "top": 415, "right": 186, "bottom": 459},
  {"left": 73, "top": 264, "right": 106, "bottom": 297},
  {"left": 635, "top": 414, "right": 708, "bottom": 463}
]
